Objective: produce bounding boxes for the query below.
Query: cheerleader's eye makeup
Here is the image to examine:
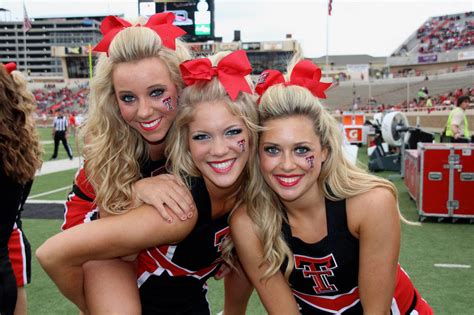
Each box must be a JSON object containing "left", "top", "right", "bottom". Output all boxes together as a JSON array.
[
  {"left": 150, "top": 88, "right": 165, "bottom": 97},
  {"left": 263, "top": 145, "right": 279, "bottom": 155},
  {"left": 295, "top": 146, "right": 311, "bottom": 155},
  {"left": 225, "top": 128, "right": 242, "bottom": 136},
  {"left": 192, "top": 133, "right": 210, "bottom": 141},
  {"left": 119, "top": 93, "right": 136, "bottom": 103}
]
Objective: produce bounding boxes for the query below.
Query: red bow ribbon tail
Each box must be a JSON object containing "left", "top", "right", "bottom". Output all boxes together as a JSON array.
[
  {"left": 151, "top": 24, "right": 186, "bottom": 50},
  {"left": 146, "top": 12, "right": 186, "bottom": 50},
  {"left": 218, "top": 70, "right": 252, "bottom": 101},
  {"left": 216, "top": 50, "right": 253, "bottom": 100}
]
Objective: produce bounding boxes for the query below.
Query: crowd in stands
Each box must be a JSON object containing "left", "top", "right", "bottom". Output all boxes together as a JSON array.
[
  {"left": 391, "top": 11, "right": 473, "bottom": 57},
  {"left": 418, "top": 12, "right": 474, "bottom": 54},
  {"left": 33, "top": 84, "right": 89, "bottom": 115},
  {"left": 348, "top": 87, "right": 474, "bottom": 114}
]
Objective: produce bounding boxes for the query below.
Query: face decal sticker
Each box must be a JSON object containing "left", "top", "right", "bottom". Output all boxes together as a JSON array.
[
  {"left": 237, "top": 139, "right": 246, "bottom": 152},
  {"left": 257, "top": 72, "right": 269, "bottom": 85},
  {"left": 306, "top": 155, "right": 315, "bottom": 169},
  {"left": 162, "top": 96, "right": 173, "bottom": 111}
]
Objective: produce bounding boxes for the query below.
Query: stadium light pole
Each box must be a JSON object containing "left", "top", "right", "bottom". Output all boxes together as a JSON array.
[
  {"left": 325, "top": 0, "right": 330, "bottom": 77},
  {"left": 368, "top": 79, "right": 372, "bottom": 113},
  {"left": 406, "top": 73, "right": 410, "bottom": 111}
]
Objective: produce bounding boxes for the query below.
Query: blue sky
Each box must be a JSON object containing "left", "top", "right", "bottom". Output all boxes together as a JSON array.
[{"left": 0, "top": 0, "right": 472, "bottom": 57}]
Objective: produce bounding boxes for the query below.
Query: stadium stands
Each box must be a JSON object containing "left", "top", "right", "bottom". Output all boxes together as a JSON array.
[{"left": 323, "top": 69, "right": 474, "bottom": 111}]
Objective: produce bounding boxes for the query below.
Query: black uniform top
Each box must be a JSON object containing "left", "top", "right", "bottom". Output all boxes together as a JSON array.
[
  {"left": 281, "top": 199, "right": 422, "bottom": 314},
  {"left": 281, "top": 198, "right": 362, "bottom": 314},
  {"left": 137, "top": 177, "right": 230, "bottom": 314},
  {"left": 0, "top": 164, "right": 32, "bottom": 314}
]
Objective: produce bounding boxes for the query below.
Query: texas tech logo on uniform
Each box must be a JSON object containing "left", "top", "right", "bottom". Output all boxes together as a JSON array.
[
  {"left": 294, "top": 253, "right": 338, "bottom": 294},
  {"left": 214, "top": 226, "right": 230, "bottom": 252}
]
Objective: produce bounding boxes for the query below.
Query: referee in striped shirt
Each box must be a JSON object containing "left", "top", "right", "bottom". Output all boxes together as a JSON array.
[{"left": 50, "top": 108, "right": 73, "bottom": 160}]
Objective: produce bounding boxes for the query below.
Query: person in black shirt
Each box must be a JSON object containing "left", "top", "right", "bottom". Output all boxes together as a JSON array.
[
  {"left": 51, "top": 108, "right": 73, "bottom": 160},
  {"left": 0, "top": 63, "right": 42, "bottom": 315}
]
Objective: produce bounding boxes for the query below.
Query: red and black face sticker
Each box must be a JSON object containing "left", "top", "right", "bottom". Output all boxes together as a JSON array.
[
  {"left": 237, "top": 139, "right": 246, "bottom": 152},
  {"left": 305, "top": 155, "right": 315, "bottom": 169},
  {"left": 257, "top": 72, "right": 269, "bottom": 85},
  {"left": 162, "top": 96, "right": 173, "bottom": 111}
]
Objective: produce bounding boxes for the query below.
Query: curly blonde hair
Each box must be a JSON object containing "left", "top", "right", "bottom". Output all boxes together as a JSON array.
[
  {"left": 81, "top": 17, "right": 191, "bottom": 214},
  {"left": 0, "top": 67, "right": 42, "bottom": 184}
]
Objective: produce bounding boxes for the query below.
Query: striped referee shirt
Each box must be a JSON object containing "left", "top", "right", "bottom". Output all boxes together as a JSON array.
[{"left": 53, "top": 115, "right": 68, "bottom": 132}]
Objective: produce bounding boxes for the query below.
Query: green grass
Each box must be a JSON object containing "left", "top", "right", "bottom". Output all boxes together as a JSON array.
[
  {"left": 24, "top": 139, "right": 474, "bottom": 314},
  {"left": 29, "top": 169, "right": 77, "bottom": 200}
]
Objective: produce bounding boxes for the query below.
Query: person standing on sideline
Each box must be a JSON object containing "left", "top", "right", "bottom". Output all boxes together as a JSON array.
[
  {"left": 68, "top": 111, "right": 77, "bottom": 140},
  {"left": 445, "top": 95, "right": 471, "bottom": 142},
  {"left": 41, "top": 111, "right": 47, "bottom": 127},
  {"left": 0, "top": 63, "right": 42, "bottom": 315},
  {"left": 51, "top": 108, "right": 73, "bottom": 160}
]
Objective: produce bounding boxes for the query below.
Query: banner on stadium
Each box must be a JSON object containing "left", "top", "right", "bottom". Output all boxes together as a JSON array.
[
  {"left": 346, "top": 64, "right": 369, "bottom": 72},
  {"left": 458, "top": 51, "right": 474, "bottom": 61},
  {"left": 346, "top": 64, "right": 369, "bottom": 81},
  {"left": 418, "top": 54, "right": 437, "bottom": 63}
]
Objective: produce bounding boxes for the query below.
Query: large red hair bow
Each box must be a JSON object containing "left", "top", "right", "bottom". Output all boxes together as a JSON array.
[
  {"left": 3, "top": 62, "right": 17, "bottom": 74},
  {"left": 255, "top": 60, "right": 331, "bottom": 99},
  {"left": 93, "top": 12, "right": 186, "bottom": 55},
  {"left": 180, "top": 50, "right": 253, "bottom": 101}
]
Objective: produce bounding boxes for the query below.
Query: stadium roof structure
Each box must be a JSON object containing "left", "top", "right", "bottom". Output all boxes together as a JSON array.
[{"left": 312, "top": 54, "right": 387, "bottom": 66}]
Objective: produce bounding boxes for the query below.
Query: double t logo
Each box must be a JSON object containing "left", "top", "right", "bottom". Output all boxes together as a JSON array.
[{"left": 294, "top": 254, "right": 338, "bottom": 294}]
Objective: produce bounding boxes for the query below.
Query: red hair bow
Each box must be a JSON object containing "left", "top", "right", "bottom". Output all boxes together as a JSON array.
[
  {"left": 93, "top": 12, "right": 186, "bottom": 55},
  {"left": 3, "top": 62, "right": 17, "bottom": 74},
  {"left": 255, "top": 60, "right": 331, "bottom": 99},
  {"left": 180, "top": 50, "right": 253, "bottom": 101}
]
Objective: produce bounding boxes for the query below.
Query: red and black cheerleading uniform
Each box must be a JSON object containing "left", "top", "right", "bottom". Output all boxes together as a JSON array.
[
  {"left": 281, "top": 198, "right": 433, "bottom": 315},
  {"left": 62, "top": 163, "right": 229, "bottom": 314},
  {"left": 0, "top": 165, "right": 32, "bottom": 315},
  {"left": 137, "top": 176, "right": 230, "bottom": 314}
]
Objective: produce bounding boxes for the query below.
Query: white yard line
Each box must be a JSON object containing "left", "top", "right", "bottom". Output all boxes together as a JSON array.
[
  {"left": 25, "top": 199, "right": 64, "bottom": 204},
  {"left": 434, "top": 263, "right": 471, "bottom": 269},
  {"left": 28, "top": 186, "right": 71, "bottom": 199},
  {"left": 40, "top": 140, "right": 54, "bottom": 144}
]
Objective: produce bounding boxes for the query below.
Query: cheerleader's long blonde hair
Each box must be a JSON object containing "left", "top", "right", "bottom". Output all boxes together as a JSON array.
[
  {"left": 81, "top": 17, "right": 190, "bottom": 214},
  {"left": 244, "top": 58, "right": 411, "bottom": 281}
]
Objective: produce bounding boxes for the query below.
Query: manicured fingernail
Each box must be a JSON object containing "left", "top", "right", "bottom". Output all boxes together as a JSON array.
[
  {"left": 188, "top": 212, "right": 193, "bottom": 218},
  {"left": 167, "top": 218, "right": 173, "bottom": 224},
  {"left": 189, "top": 204, "right": 194, "bottom": 209},
  {"left": 181, "top": 215, "right": 187, "bottom": 220}
]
